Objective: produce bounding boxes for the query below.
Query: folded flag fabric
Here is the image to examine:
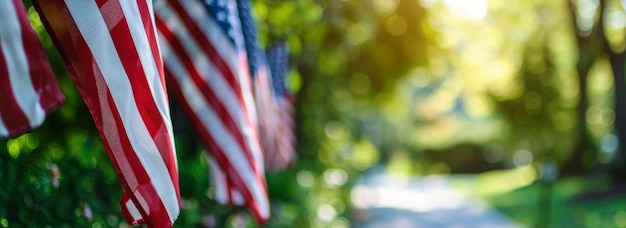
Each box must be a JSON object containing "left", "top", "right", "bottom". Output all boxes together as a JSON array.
[
  {"left": 32, "top": 0, "right": 180, "bottom": 226},
  {"left": 267, "top": 42, "right": 297, "bottom": 170},
  {"left": 154, "top": 0, "right": 269, "bottom": 223},
  {"left": 0, "top": 0, "right": 65, "bottom": 139}
]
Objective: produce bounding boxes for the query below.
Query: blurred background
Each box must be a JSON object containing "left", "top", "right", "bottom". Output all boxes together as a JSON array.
[{"left": 2, "top": 0, "right": 626, "bottom": 227}]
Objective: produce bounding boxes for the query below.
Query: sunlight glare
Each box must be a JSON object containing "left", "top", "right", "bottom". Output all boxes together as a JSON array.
[
  {"left": 512, "top": 150, "right": 533, "bottom": 167},
  {"left": 444, "top": 0, "right": 487, "bottom": 21},
  {"left": 317, "top": 204, "right": 337, "bottom": 223}
]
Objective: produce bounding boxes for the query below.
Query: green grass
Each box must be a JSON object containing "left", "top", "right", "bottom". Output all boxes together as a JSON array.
[{"left": 482, "top": 175, "right": 626, "bottom": 228}]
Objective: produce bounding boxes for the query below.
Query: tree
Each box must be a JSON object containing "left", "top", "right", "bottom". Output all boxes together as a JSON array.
[{"left": 563, "top": 0, "right": 626, "bottom": 176}]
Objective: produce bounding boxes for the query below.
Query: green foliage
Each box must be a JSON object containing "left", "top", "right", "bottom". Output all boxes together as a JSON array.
[
  {"left": 0, "top": 132, "right": 122, "bottom": 227},
  {"left": 492, "top": 36, "right": 574, "bottom": 163}
]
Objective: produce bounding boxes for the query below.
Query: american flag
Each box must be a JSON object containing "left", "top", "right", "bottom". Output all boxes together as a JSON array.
[
  {"left": 251, "top": 53, "right": 283, "bottom": 171},
  {"left": 0, "top": 0, "right": 65, "bottom": 139},
  {"left": 267, "top": 42, "right": 297, "bottom": 170},
  {"left": 237, "top": 0, "right": 284, "bottom": 171},
  {"left": 32, "top": 0, "right": 181, "bottom": 226},
  {"left": 154, "top": 0, "right": 269, "bottom": 223}
]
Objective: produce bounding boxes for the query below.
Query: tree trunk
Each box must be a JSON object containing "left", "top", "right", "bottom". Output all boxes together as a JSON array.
[
  {"left": 607, "top": 52, "right": 626, "bottom": 179},
  {"left": 561, "top": 0, "right": 605, "bottom": 175},
  {"left": 561, "top": 51, "right": 595, "bottom": 175}
]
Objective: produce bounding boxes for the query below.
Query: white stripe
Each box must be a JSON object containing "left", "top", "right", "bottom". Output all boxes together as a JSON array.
[
  {"left": 208, "top": 156, "right": 229, "bottom": 204},
  {"left": 0, "top": 2, "right": 12, "bottom": 137},
  {"left": 119, "top": 0, "right": 178, "bottom": 172},
  {"left": 64, "top": 0, "right": 178, "bottom": 222},
  {"left": 231, "top": 188, "right": 245, "bottom": 206},
  {"left": 0, "top": 110, "right": 7, "bottom": 136},
  {"left": 0, "top": 0, "right": 46, "bottom": 129},
  {"left": 146, "top": 0, "right": 160, "bottom": 62},
  {"left": 159, "top": 33, "right": 265, "bottom": 210},
  {"left": 124, "top": 196, "right": 143, "bottom": 222}
]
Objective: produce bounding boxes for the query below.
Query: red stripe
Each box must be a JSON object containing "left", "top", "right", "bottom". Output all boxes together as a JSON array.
[
  {"left": 0, "top": 38, "right": 32, "bottom": 137},
  {"left": 279, "top": 95, "right": 296, "bottom": 168},
  {"left": 155, "top": 16, "right": 257, "bottom": 169},
  {"left": 275, "top": 132, "right": 288, "bottom": 169},
  {"left": 95, "top": 0, "right": 179, "bottom": 202},
  {"left": 165, "top": 66, "right": 268, "bottom": 224}
]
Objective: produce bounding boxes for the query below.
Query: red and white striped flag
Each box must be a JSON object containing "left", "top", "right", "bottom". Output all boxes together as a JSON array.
[
  {"left": 267, "top": 43, "right": 297, "bottom": 170},
  {"left": 0, "top": 0, "right": 65, "bottom": 139},
  {"left": 32, "top": 0, "right": 181, "bottom": 226},
  {"left": 252, "top": 61, "right": 283, "bottom": 171},
  {"left": 154, "top": 0, "right": 269, "bottom": 223}
]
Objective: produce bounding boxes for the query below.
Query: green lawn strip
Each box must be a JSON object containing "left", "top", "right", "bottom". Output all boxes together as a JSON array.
[{"left": 480, "top": 174, "right": 626, "bottom": 228}]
